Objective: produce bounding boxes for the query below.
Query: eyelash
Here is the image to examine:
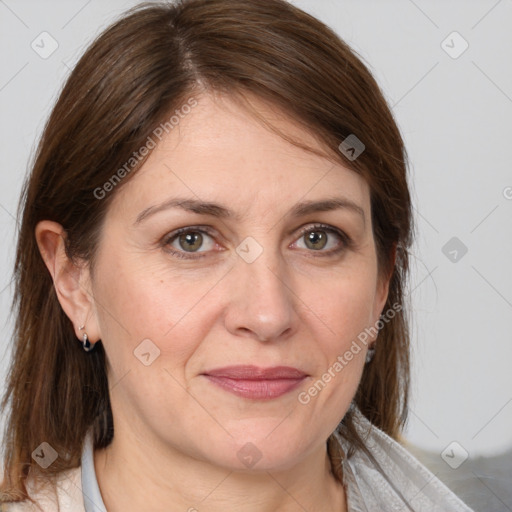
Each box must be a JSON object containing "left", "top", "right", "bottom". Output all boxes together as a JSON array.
[{"left": 162, "top": 223, "right": 352, "bottom": 260}]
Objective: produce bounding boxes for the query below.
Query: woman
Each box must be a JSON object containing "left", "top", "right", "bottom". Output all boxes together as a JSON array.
[{"left": 0, "top": 0, "right": 474, "bottom": 510}]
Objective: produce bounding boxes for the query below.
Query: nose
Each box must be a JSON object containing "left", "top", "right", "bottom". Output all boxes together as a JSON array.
[{"left": 223, "top": 244, "right": 298, "bottom": 343}]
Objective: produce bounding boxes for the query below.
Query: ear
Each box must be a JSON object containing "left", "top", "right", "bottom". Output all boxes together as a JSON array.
[
  {"left": 35, "top": 220, "right": 101, "bottom": 344},
  {"left": 370, "top": 242, "right": 397, "bottom": 341}
]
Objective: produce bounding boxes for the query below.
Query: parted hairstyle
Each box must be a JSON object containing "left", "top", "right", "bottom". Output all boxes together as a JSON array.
[{"left": 0, "top": 0, "right": 414, "bottom": 504}]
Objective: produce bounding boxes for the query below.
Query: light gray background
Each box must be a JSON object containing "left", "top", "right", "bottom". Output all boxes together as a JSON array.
[{"left": 0, "top": 0, "right": 511, "bottom": 477}]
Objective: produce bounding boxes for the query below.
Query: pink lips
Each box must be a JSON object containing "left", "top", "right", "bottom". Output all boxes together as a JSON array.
[{"left": 202, "top": 365, "right": 308, "bottom": 400}]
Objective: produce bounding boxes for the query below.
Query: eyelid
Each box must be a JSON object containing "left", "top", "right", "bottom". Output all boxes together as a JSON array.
[{"left": 162, "top": 223, "right": 352, "bottom": 260}]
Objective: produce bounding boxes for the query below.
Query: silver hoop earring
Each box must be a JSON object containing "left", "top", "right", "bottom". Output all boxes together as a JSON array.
[
  {"left": 78, "top": 325, "right": 94, "bottom": 352},
  {"left": 82, "top": 332, "right": 93, "bottom": 352},
  {"left": 365, "top": 345, "right": 375, "bottom": 363}
]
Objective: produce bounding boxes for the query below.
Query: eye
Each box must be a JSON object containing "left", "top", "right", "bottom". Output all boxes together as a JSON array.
[
  {"left": 163, "top": 227, "right": 218, "bottom": 259},
  {"left": 292, "top": 223, "right": 350, "bottom": 256}
]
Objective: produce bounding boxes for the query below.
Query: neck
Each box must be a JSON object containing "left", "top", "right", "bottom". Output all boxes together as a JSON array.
[{"left": 94, "top": 425, "right": 347, "bottom": 512}]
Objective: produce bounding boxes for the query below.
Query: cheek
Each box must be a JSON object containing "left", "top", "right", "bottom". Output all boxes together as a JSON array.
[
  {"left": 317, "top": 270, "right": 378, "bottom": 349},
  {"left": 91, "top": 257, "right": 218, "bottom": 431},
  {"left": 92, "top": 254, "right": 218, "bottom": 375},
  {"left": 302, "top": 270, "right": 376, "bottom": 404}
]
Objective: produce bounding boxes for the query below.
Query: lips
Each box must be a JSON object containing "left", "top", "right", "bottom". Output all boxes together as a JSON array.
[{"left": 202, "top": 365, "right": 308, "bottom": 400}]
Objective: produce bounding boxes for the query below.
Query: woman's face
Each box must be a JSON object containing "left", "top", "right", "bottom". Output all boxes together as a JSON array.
[{"left": 87, "top": 92, "right": 390, "bottom": 471}]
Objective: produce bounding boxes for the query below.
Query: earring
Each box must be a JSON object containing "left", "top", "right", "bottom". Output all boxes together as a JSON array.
[
  {"left": 78, "top": 325, "right": 94, "bottom": 352},
  {"left": 365, "top": 344, "right": 375, "bottom": 363}
]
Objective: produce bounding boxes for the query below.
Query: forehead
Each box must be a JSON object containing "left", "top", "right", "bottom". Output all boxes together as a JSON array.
[{"left": 108, "top": 93, "right": 370, "bottom": 222}]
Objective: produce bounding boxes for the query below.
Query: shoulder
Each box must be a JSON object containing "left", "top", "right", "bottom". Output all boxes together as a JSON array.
[
  {"left": 334, "top": 407, "right": 475, "bottom": 511},
  {"left": 1, "top": 465, "right": 83, "bottom": 512}
]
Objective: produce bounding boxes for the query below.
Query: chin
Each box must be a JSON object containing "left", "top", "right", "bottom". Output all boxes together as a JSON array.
[{"left": 198, "top": 427, "right": 315, "bottom": 473}]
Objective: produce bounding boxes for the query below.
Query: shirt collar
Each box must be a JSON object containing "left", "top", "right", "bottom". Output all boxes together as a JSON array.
[{"left": 81, "top": 429, "right": 107, "bottom": 512}]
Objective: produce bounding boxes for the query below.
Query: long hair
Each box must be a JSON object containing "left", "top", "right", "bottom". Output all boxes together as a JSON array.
[{"left": 1, "top": 0, "right": 413, "bottom": 503}]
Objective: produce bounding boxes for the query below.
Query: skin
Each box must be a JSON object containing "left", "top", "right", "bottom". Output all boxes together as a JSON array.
[{"left": 36, "top": 92, "right": 393, "bottom": 512}]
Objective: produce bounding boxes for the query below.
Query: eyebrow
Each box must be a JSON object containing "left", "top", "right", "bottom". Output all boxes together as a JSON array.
[{"left": 134, "top": 196, "right": 366, "bottom": 226}]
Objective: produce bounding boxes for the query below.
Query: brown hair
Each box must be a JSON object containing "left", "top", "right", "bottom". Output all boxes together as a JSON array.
[{"left": 0, "top": 0, "right": 413, "bottom": 504}]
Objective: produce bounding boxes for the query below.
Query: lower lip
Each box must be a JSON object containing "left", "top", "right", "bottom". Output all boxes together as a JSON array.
[{"left": 203, "top": 375, "right": 306, "bottom": 400}]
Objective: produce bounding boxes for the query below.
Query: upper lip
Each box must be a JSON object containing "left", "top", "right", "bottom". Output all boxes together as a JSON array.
[{"left": 202, "top": 365, "right": 308, "bottom": 379}]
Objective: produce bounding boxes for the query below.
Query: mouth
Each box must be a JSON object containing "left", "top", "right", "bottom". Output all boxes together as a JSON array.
[{"left": 201, "top": 365, "right": 308, "bottom": 400}]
